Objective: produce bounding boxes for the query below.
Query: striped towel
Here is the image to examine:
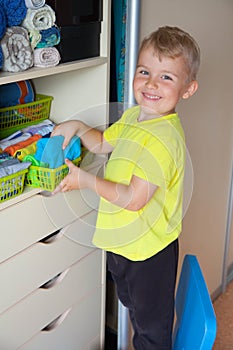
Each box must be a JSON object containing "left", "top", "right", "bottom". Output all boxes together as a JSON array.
[{"left": 1, "top": 26, "right": 33, "bottom": 72}]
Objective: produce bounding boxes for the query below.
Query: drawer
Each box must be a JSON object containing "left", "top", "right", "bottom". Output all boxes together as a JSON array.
[
  {"left": 0, "top": 250, "right": 104, "bottom": 350},
  {"left": 0, "top": 224, "right": 100, "bottom": 315},
  {"left": 0, "top": 195, "right": 56, "bottom": 263},
  {"left": 20, "top": 287, "right": 103, "bottom": 350},
  {"left": 41, "top": 162, "right": 104, "bottom": 229},
  {"left": 64, "top": 209, "right": 98, "bottom": 248}
]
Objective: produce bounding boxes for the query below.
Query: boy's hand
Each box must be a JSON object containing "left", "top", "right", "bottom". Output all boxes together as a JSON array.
[
  {"left": 51, "top": 120, "right": 80, "bottom": 149},
  {"left": 52, "top": 158, "right": 85, "bottom": 195}
]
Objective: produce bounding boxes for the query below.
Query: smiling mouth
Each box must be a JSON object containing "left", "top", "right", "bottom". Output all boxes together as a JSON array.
[{"left": 143, "top": 92, "right": 161, "bottom": 100}]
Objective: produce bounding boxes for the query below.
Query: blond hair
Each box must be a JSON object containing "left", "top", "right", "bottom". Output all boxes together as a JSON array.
[{"left": 139, "top": 26, "right": 200, "bottom": 81}]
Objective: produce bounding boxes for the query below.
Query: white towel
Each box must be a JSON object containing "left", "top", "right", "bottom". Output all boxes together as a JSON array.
[
  {"left": 22, "top": 4, "right": 56, "bottom": 31},
  {"left": 1, "top": 26, "right": 33, "bottom": 73},
  {"left": 25, "top": 0, "right": 46, "bottom": 9},
  {"left": 33, "top": 47, "right": 60, "bottom": 67}
]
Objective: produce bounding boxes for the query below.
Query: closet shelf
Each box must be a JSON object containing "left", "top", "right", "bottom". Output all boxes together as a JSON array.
[
  {"left": 0, "top": 56, "right": 108, "bottom": 85},
  {"left": 0, "top": 154, "right": 107, "bottom": 211}
]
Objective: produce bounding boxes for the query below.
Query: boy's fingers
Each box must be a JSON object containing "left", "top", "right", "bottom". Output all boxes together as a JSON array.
[
  {"left": 65, "top": 158, "right": 74, "bottom": 170},
  {"left": 52, "top": 184, "right": 62, "bottom": 195}
]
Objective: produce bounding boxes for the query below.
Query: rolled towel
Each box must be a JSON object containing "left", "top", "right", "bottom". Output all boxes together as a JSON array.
[
  {"left": 28, "top": 29, "right": 42, "bottom": 50},
  {"left": 3, "top": 0, "right": 27, "bottom": 26},
  {"left": 0, "top": 46, "right": 3, "bottom": 69},
  {"left": 36, "top": 26, "right": 60, "bottom": 48},
  {"left": 1, "top": 27, "right": 33, "bottom": 73},
  {"left": 0, "top": 7, "right": 6, "bottom": 40},
  {"left": 33, "top": 47, "right": 60, "bottom": 68},
  {"left": 25, "top": 0, "right": 45, "bottom": 9},
  {"left": 22, "top": 4, "right": 56, "bottom": 31}
]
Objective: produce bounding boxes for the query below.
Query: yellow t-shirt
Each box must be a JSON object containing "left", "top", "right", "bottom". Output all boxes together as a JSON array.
[{"left": 92, "top": 106, "right": 186, "bottom": 261}]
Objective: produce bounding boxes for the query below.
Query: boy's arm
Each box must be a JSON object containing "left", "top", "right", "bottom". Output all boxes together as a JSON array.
[
  {"left": 51, "top": 120, "right": 113, "bottom": 154},
  {"left": 53, "top": 159, "right": 158, "bottom": 211}
]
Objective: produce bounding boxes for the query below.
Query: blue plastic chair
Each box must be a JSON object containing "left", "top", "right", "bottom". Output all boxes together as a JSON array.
[{"left": 173, "top": 255, "right": 217, "bottom": 350}]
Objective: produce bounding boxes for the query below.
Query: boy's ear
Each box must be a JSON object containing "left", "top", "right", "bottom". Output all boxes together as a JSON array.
[{"left": 182, "top": 80, "right": 198, "bottom": 99}]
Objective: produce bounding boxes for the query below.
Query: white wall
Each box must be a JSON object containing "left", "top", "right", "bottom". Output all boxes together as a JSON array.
[{"left": 139, "top": 0, "right": 233, "bottom": 295}]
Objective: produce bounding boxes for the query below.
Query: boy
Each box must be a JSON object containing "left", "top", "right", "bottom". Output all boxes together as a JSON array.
[{"left": 52, "top": 26, "right": 200, "bottom": 349}]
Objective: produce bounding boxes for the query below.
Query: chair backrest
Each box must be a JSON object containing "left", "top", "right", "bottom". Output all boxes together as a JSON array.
[{"left": 173, "top": 255, "right": 217, "bottom": 350}]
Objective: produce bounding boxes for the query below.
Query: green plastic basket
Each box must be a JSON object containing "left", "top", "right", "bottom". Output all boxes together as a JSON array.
[
  {"left": 25, "top": 157, "right": 82, "bottom": 192},
  {"left": 0, "top": 94, "right": 53, "bottom": 139},
  {"left": 0, "top": 169, "right": 28, "bottom": 203}
]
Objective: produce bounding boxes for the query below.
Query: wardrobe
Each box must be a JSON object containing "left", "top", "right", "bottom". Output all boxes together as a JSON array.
[{"left": 0, "top": 0, "right": 110, "bottom": 349}]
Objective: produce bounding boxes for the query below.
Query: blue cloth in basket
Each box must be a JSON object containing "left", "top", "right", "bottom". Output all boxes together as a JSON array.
[{"left": 34, "top": 135, "right": 81, "bottom": 169}]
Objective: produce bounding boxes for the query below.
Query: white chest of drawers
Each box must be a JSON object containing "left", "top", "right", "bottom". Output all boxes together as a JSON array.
[{"left": 0, "top": 1, "right": 110, "bottom": 348}]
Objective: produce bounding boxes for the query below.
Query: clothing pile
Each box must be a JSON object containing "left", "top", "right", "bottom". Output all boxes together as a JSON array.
[
  {"left": 0, "top": 79, "right": 81, "bottom": 182},
  {"left": 0, "top": 0, "right": 61, "bottom": 72},
  {"left": 0, "top": 119, "right": 82, "bottom": 178}
]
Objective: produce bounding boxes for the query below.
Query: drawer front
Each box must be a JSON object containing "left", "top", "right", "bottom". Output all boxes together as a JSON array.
[
  {"left": 0, "top": 250, "right": 104, "bottom": 350},
  {"left": 0, "top": 195, "right": 56, "bottom": 263},
  {"left": 0, "top": 160, "right": 104, "bottom": 263},
  {"left": 20, "top": 287, "right": 103, "bottom": 350},
  {"left": 64, "top": 209, "right": 98, "bottom": 248},
  {"left": 0, "top": 225, "right": 99, "bottom": 315},
  {"left": 41, "top": 163, "right": 104, "bottom": 229}
]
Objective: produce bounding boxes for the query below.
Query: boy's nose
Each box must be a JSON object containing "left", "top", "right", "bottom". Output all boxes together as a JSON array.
[{"left": 146, "top": 77, "right": 158, "bottom": 89}]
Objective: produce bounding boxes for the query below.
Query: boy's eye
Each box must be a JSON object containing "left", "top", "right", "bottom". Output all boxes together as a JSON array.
[
  {"left": 140, "top": 70, "right": 149, "bottom": 75},
  {"left": 161, "top": 74, "right": 172, "bottom": 81}
]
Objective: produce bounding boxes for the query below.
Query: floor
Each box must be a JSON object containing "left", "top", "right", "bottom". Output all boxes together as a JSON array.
[{"left": 213, "top": 280, "right": 233, "bottom": 349}]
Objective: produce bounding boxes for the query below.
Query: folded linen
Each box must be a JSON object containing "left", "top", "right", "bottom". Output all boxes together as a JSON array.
[
  {"left": 34, "top": 135, "right": 81, "bottom": 169},
  {"left": 0, "top": 159, "right": 31, "bottom": 178},
  {"left": 22, "top": 5, "right": 56, "bottom": 31},
  {"left": 0, "top": 130, "right": 23, "bottom": 142},
  {"left": 33, "top": 47, "right": 60, "bottom": 67},
  {"left": 36, "top": 26, "right": 60, "bottom": 48},
  {"left": 14, "top": 140, "right": 38, "bottom": 161},
  {"left": 1, "top": 26, "right": 33, "bottom": 72},
  {"left": 3, "top": 0, "right": 27, "bottom": 26},
  {"left": 22, "top": 119, "right": 55, "bottom": 136},
  {"left": 25, "top": 0, "right": 45, "bottom": 9},
  {"left": 0, "top": 132, "right": 31, "bottom": 152},
  {"left": 4, "top": 134, "right": 42, "bottom": 156}
]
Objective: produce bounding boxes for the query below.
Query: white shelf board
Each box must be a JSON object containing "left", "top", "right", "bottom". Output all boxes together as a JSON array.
[{"left": 0, "top": 57, "right": 108, "bottom": 85}]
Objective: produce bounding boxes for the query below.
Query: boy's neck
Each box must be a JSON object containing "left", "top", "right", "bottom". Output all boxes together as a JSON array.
[{"left": 137, "top": 107, "right": 176, "bottom": 122}]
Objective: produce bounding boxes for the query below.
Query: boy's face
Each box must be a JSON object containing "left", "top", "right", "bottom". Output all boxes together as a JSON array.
[{"left": 133, "top": 46, "right": 198, "bottom": 118}]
